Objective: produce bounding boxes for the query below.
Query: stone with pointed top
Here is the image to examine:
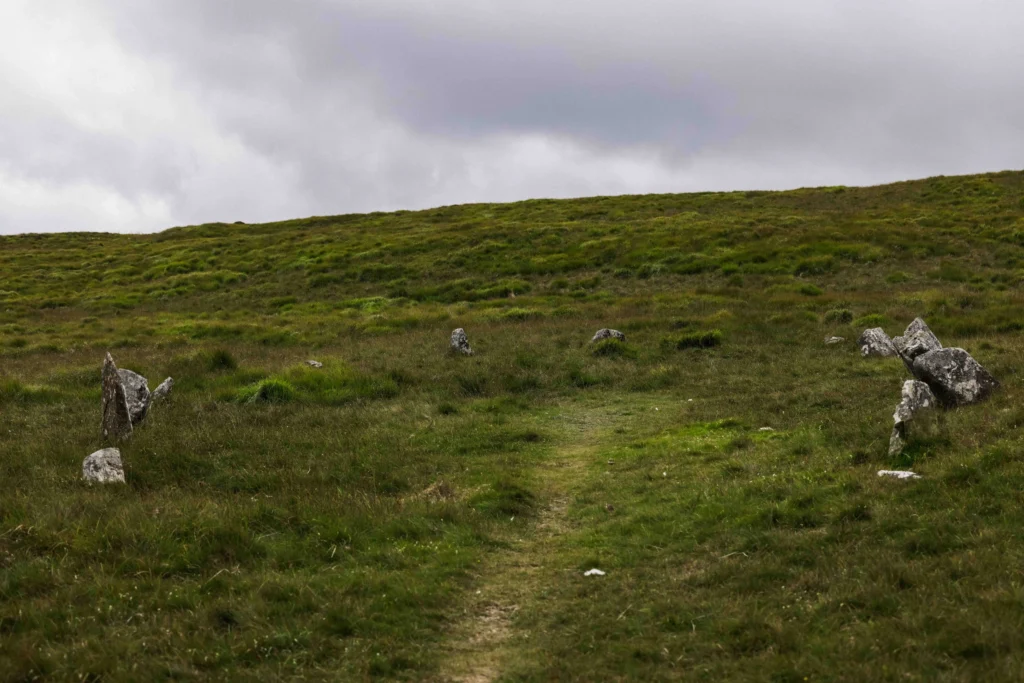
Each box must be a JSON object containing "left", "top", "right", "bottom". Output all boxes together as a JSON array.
[
  {"left": 151, "top": 377, "right": 174, "bottom": 402},
  {"left": 102, "top": 354, "right": 133, "bottom": 442},
  {"left": 892, "top": 318, "right": 942, "bottom": 372},
  {"left": 889, "top": 380, "right": 937, "bottom": 456}
]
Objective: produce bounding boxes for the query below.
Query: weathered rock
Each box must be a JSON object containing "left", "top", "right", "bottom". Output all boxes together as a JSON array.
[
  {"left": 889, "top": 380, "right": 937, "bottom": 456},
  {"left": 892, "top": 318, "right": 942, "bottom": 371},
  {"left": 858, "top": 328, "right": 897, "bottom": 357},
  {"left": 118, "top": 369, "right": 151, "bottom": 425},
  {"left": 102, "top": 354, "right": 133, "bottom": 442},
  {"left": 591, "top": 329, "right": 626, "bottom": 343},
  {"left": 83, "top": 448, "right": 125, "bottom": 484},
  {"left": 450, "top": 328, "right": 473, "bottom": 355},
  {"left": 151, "top": 377, "right": 174, "bottom": 402},
  {"left": 825, "top": 336, "right": 845, "bottom": 345},
  {"left": 912, "top": 347, "right": 999, "bottom": 407},
  {"left": 306, "top": 360, "right": 323, "bottom": 369},
  {"left": 877, "top": 470, "right": 921, "bottom": 480}
]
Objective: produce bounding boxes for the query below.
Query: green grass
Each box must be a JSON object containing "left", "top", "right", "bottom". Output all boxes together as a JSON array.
[{"left": 1, "top": 170, "right": 1024, "bottom": 680}]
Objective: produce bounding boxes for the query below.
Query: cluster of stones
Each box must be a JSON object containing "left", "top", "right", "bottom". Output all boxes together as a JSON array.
[
  {"left": 86, "top": 353, "right": 173, "bottom": 484},
  {"left": 857, "top": 319, "right": 998, "bottom": 456}
]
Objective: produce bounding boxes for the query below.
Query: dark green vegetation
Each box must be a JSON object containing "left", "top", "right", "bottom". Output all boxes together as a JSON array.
[{"left": 2, "top": 171, "right": 1024, "bottom": 681}]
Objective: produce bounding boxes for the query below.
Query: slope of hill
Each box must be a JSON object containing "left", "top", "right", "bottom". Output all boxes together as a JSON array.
[{"left": 1, "top": 171, "right": 1023, "bottom": 680}]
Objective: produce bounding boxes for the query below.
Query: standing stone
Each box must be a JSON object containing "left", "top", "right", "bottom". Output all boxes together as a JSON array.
[
  {"left": 591, "top": 329, "right": 627, "bottom": 343},
  {"left": 82, "top": 448, "right": 126, "bottom": 484},
  {"left": 151, "top": 377, "right": 174, "bottom": 402},
  {"left": 450, "top": 328, "right": 473, "bottom": 355},
  {"left": 892, "top": 318, "right": 942, "bottom": 372},
  {"left": 889, "top": 380, "right": 938, "bottom": 456},
  {"left": 118, "top": 369, "right": 151, "bottom": 425},
  {"left": 912, "top": 348, "right": 999, "bottom": 407},
  {"left": 858, "top": 328, "right": 897, "bottom": 357},
  {"left": 102, "top": 354, "right": 133, "bottom": 442}
]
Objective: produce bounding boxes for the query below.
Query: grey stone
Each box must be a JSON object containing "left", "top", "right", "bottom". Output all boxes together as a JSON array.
[
  {"left": 825, "top": 336, "right": 845, "bottom": 345},
  {"left": 912, "top": 347, "right": 999, "bottom": 407},
  {"left": 892, "top": 318, "right": 942, "bottom": 371},
  {"left": 118, "top": 368, "right": 151, "bottom": 425},
  {"left": 858, "top": 328, "right": 897, "bottom": 357},
  {"left": 151, "top": 377, "right": 174, "bottom": 402},
  {"left": 591, "top": 328, "right": 626, "bottom": 343},
  {"left": 889, "top": 380, "right": 937, "bottom": 456},
  {"left": 306, "top": 360, "right": 323, "bottom": 369},
  {"left": 102, "top": 354, "right": 133, "bottom": 442},
  {"left": 450, "top": 328, "right": 473, "bottom": 355},
  {"left": 83, "top": 448, "right": 125, "bottom": 484}
]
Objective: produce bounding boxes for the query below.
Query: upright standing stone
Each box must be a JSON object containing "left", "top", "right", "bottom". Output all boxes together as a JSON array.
[
  {"left": 118, "top": 368, "right": 151, "bottom": 425},
  {"left": 82, "top": 448, "right": 126, "bottom": 484},
  {"left": 102, "top": 353, "right": 133, "bottom": 442},
  {"left": 450, "top": 328, "right": 473, "bottom": 356},
  {"left": 889, "top": 380, "right": 937, "bottom": 456}
]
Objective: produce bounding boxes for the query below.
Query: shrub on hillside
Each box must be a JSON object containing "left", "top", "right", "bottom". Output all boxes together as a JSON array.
[{"left": 663, "top": 330, "right": 723, "bottom": 350}]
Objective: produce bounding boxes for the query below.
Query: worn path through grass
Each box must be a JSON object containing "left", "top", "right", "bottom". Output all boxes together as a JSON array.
[{"left": 441, "top": 395, "right": 677, "bottom": 682}]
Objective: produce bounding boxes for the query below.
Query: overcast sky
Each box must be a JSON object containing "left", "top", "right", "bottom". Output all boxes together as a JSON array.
[{"left": 1, "top": 1, "right": 1023, "bottom": 234}]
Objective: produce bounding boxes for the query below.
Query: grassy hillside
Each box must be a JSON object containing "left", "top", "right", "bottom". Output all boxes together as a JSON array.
[{"left": 1, "top": 171, "right": 1024, "bottom": 681}]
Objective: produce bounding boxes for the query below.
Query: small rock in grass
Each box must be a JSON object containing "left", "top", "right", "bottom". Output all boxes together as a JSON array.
[
  {"left": 591, "top": 328, "right": 626, "bottom": 343},
  {"left": 759, "top": 427, "right": 775, "bottom": 432},
  {"left": 877, "top": 470, "right": 921, "bottom": 480},
  {"left": 306, "top": 360, "right": 323, "bottom": 369},
  {"left": 450, "top": 328, "right": 473, "bottom": 355},
  {"left": 83, "top": 448, "right": 125, "bottom": 484},
  {"left": 101, "top": 354, "right": 133, "bottom": 442},
  {"left": 825, "top": 336, "right": 845, "bottom": 345},
  {"left": 858, "top": 327, "right": 897, "bottom": 357},
  {"left": 151, "top": 377, "right": 174, "bottom": 401},
  {"left": 584, "top": 568, "right": 606, "bottom": 576}
]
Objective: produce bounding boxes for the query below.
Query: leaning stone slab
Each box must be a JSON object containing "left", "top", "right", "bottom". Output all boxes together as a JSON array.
[
  {"left": 912, "top": 348, "right": 999, "bottom": 407},
  {"left": 102, "top": 354, "right": 133, "bottom": 442},
  {"left": 591, "top": 329, "right": 626, "bottom": 343},
  {"left": 118, "top": 368, "right": 151, "bottom": 425},
  {"left": 892, "top": 318, "right": 942, "bottom": 372},
  {"left": 450, "top": 328, "right": 473, "bottom": 355},
  {"left": 889, "top": 380, "right": 937, "bottom": 457},
  {"left": 83, "top": 448, "right": 125, "bottom": 484},
  {"left": 858, "top": 328, "right": 897, "bottom": 357}
]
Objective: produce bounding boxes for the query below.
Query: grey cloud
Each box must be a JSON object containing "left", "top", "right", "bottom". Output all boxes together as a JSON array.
[{"left": 3, "top": 0, "right": 1024, "bottom": 233}]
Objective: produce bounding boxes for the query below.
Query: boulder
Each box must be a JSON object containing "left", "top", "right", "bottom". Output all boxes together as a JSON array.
[
  {"left": 151, "top": 377, "right": 174, "bottom": 402},
  {"left": 889, "top": 380, "right": 937, "bottom": 457},
  {"left": 591, "top": 329, "right": 626, "bottom": 343},
  {"left": 102, "top": 354, "right": 133, "bottom": 442},
  {"left": 83, "top": 448, "right": 125, "bottom": 484},
  {"left": 912, "top": 348, "right": 999, "bottom": 407},
  {"left": 892, "top": 318, "right": 942, "bottom": 372},
  {"left": 450, "top": 328, "right": 473, "bottom": 356},
  {"left": 858, "top": 328, "right": 897, "bottom": 357},
  {"left": 118, "top": 368, "right": 151, "bottom": 425}
]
